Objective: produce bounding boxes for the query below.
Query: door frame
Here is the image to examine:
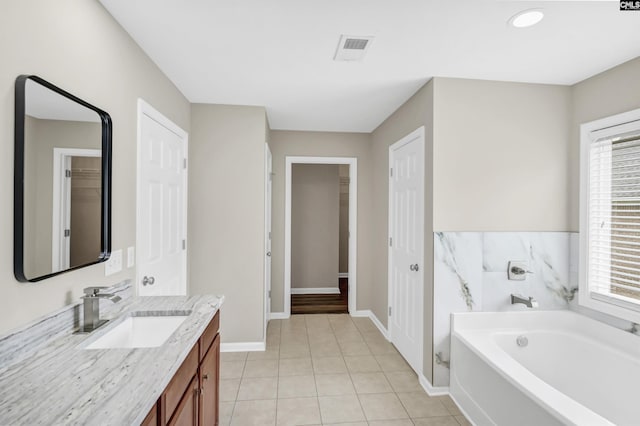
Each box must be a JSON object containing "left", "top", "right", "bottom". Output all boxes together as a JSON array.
[
  {"left": 264, "top": 143, "right": 272, "bottom": 339},
  {"left": 284, "top": 156, "right": 358, "bottom": 317},
  {"left": 52, "top": 147, "right": 102, "bottom": 271},
  {"left": 136, "top": 99, "right": 189, "bottom": 295},
  {"left": 387, "top": 126, "right": 425, "bottom": 374}
]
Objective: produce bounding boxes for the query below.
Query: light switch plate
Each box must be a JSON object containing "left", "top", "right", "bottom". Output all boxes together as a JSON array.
[
  {"left": 105, "top": 249, "right": 123, "bottom": 276},
  {"left": 127, "top": 246, "right": 135, "bottom": 268}
]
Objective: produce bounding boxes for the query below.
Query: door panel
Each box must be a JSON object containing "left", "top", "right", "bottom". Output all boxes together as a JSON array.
[
  {"left": 389, "top": 128, "right": 425, "bottom": 373},
  {"left": 264, "top": 144, "right": 272, "bottom": 335},
  {"left": 139, "top": 113, "right": 187, "bottom": 296}
]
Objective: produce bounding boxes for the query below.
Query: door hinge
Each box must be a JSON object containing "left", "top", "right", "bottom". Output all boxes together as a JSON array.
[
  {"left": 183, "top": 158, "right": 187, "bottom": 169},
  {"left": 390, "top": 168, "right": 393, "bottom": 177},
  {"left": 64, "top": 229, "right": 70, "bottom": 237},
  {"left": 268, "top": 231, "right": 271, "bottom": 240},
  {"left": 182, "top": 239, "right": 186, "bottom": 250},
  {"left": 389, "top": 237, "right": 392, "bottom": 247},
  {"left": 65, "top": 169, "right": 72, "bottom": 178},
  {"left": 268, "top": 290, "right": 271, "bottom": 298},
  {"left": 388, "top": 306, "right": 392, "bottom": 316}
]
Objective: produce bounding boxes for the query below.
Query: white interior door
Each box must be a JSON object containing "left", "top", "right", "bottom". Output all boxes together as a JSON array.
[
  {"left": 264, "top": 144, "right": 273, "bottom": 336},
  {"left": 137, "top": 101, "right": 188, "bottom": 296},
  {"left": 388, "top": 127, "right": 425, "bottom": 374}
]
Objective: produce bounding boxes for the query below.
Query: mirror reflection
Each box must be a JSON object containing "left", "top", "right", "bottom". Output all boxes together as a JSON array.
[{"left": 16, "top": 76, "right": 111, "bottom": 281}]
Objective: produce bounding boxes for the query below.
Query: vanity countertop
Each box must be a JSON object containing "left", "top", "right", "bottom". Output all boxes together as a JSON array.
[{"left": 0, "top": 294, "right": 223, "bottom": 426}]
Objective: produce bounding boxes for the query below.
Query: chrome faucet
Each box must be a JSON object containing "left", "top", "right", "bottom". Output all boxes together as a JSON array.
[
  {"left": 79, "top": 287, "right": 122, "bottom": 333},
  {"left": 511, "top": 294, "right": 539, "bottom": 309}
]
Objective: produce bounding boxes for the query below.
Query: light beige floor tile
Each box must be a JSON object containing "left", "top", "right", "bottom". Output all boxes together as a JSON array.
[
  {"left": 375, "top": 353, "right": 412, "bottom": 372},
  {"left": 219, "top": 401, "right": 234, "bottom": 426},
  {"left": 279, "top": 343, "right": 311, "bottom": 359},
  {"left": 369, "top": 419, "right": 415, "bottom": 426},
  {"left": 221, "top": 361, "right": 245, "bottom": 379},
  {"left": 396, "top": 392, "right": 450, "bottom": 418},
  {"left": 221, "top": 352, "right": 248, "bottom": 362},
  {"left": 318, "top": 394, "right": 366, "bottom": 424},
  {"left": 314, "top": 373, "right": 355, "bottom": 396},
  {"left": 310, "top": 343, "right": 341, "bottom": 358},
  {"left": 351, "top": 372, "right": 393, "bottom": 394},
  {"left": 266, "top": 334, "right": 281, "bottom": 347},
  {"left": 322, "top": 423, "right": 367, "bottom": 426},
  {"left": 231, "top": 399, "right": 276, "bottom": 426},
  {"left": 236, "top": 377, "right": 278, "bottom": 400},
  {"left": 359, "top": 392, "right": 409, "bottom": 421},
  {"left": 276, "top": 397, "right": 321, "bottom": 426},
  {"left": 455, "top": 415, "right": 472, "bottom": 426},
  {"left": 436, "top": 396, "right": 463, "bottom": 416},
  {"left": 344, "top": 355, "right": 381, "bottom": 373},
  {"left": 413, "top": 416, "right": 461, "bottom": 426},
  {"left": 280, "top": 332, "right": 309, "bottom": 346},
  {"left": 334, "top": 330, "right": 364, "bottom": 343},
  {"left": 243, "top": 359, "right": 279, "bottom": 378},
  {"left": 352, "top": 317, "right": 379, "bottom": 333},
  {"left": 247, "top": 348, "right": 280, "bottom": 361},
  {"left": 312, "top": 356, "right": 348, "bottom": 374},
  {"left": 366, "top": 339, "right": 400, "bottom": 355},
  {"left": 307, "top": 331, "right": 337, "bottom": 344},
  {"left": 220, "top": 378, "right": 241, "bottom": 402},
  {"left": 277, "top": 374, "right": 317, "bottom": 398},
  {"left": 279, "top": 357, "right": 313, "bottom": 376},
  {"left": 361, "top": 330, "right": 386, "bottom": 342},
  {"left": 339, "top": 339, "right": 372, "bottom": 356},
  {"left": 385, "top": 371, "right": 423, "bottom": 392}
]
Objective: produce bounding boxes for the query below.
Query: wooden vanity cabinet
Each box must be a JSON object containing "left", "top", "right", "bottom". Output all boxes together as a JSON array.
[{"left": 142, "top": 311, "right": 220, "bottom": 426}]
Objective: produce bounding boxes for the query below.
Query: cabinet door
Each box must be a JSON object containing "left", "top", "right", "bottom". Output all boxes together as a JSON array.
[
  {"left": 199, "top": 333, "right": 220, "bottom": 426},
  {"left": 168, "top": 376, "right": 199, "bottom": 426}
]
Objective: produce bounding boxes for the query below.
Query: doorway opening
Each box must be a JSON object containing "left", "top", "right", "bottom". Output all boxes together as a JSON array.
[{"left": 284, "top": 156, "right": 357, "bottom": 316}]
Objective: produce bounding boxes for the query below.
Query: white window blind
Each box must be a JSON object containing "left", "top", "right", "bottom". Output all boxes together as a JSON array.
[{"left": 588, "top": 120, "right": 640, "bottom": 308}]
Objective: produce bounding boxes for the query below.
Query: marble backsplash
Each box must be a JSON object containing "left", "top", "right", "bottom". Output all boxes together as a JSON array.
[{"left": 433, "top": 232, "right": 578, "bottom": 387}]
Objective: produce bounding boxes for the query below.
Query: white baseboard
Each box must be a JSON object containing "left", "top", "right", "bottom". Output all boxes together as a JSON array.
[
  {"left": 419, "top": 373, "right": 450, "bottom": 396},
  {"left": 351, "top": 309, "right": 389, "bottom": 340},
  {"left": 269, "top": 312, "right": 289, "bottom": 320},
  {"left": 221, "top": 341, "right": 266, "bottom": 352},
  {"left": 338, "top": 273, "right": 349, "bottom": 278},
  {"left": 291, "top": 287, "right": 340, "bottom": 295}
]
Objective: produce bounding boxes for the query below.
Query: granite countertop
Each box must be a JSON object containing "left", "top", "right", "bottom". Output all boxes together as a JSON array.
[{"left": 0, "top": 294, "right": 223, "bottom": 426}]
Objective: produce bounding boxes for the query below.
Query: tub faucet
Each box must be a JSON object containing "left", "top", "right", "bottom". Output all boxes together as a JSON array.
[
  {"left": 511, "top": 294, "right": 538, "bottom": 309},
  {"left": 79, "top": 286, "right": 122, "bottom": 333}
]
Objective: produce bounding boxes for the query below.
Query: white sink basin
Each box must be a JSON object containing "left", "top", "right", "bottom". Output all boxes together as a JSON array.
[{"left": 85, "top": 315, "right": 188, "bottom": 349}]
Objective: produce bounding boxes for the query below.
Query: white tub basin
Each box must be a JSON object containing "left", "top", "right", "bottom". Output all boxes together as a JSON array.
[{"left": 85, "top": 315, "right": 188, "bottom": 349}]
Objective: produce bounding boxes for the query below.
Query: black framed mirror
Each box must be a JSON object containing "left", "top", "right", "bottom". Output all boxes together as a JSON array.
[{"left": 14, "top": 75, "right": 112, "bottom": 282}]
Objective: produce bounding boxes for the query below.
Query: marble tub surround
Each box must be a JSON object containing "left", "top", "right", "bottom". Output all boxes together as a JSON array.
[
  {"left": 0, "top": 294, "right": 223, "bottom": 425},
  {"left": 433, "top": 232, "right": 577, "bottom": 387},
  {"left": 0, "top": 279, "right": 133, "bottom": 370}
]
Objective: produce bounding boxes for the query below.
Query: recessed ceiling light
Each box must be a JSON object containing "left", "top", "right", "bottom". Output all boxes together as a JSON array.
[{"left": 509, "top": 9, "right": 544, "bottom": 28}]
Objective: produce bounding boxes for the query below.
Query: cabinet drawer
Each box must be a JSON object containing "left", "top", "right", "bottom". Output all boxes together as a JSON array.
[
  {"left": 199, "top": 311, "right": 220, "bottom": 362},
  {"left": 164, "top": 342, "right": 199, "bottom": 420},
  {"left": 167, "top": 375, "right": 198, "bottom": 426}
]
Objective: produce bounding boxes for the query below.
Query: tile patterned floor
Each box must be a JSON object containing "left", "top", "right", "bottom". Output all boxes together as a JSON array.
[{"left": 220, "top": 314, "right": 470, "bottom": 426}]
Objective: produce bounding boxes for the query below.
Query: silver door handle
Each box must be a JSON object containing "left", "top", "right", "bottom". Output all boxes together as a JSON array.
[
  {"left": 409, "top": 264, "right": 415, "bottom": 271},
  {"left": 266, "top": 252, "right": 271, "bottom": 257},
  {"left": 409, "top": 264, "right": 419, "bottom": 272},
  {"left": 142, "top": 276, "right": 155, "bottom": 286}
]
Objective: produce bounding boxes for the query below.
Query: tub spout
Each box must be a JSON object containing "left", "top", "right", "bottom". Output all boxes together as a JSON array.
[{"left": 511, "top": 294, "right": 538, "bottom": 308}]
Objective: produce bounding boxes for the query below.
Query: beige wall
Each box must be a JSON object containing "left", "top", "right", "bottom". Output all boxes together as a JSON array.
[
  {"left": 339, "top": 164, "right": 350, "bottom": 274},
  {"left": 371, "top": 81, "right": 435, "bottom": 382},
  {"left": 189, "top": 104, "right": 267, "bottom": 343},
  {"left": 269, "top": 131, "right": 372, "bottom": 313},
  {"left": 570, "top": 57, "right": 640, "bottom": 230},
  {"left": 432, "top": 78, "right": 572, "bottom": 231},
  {"left": 0, "top": 0, "right": 190, "bottom": 335},
  {"left": 291, "top": 164, "right": 339, "bottom": 290}
]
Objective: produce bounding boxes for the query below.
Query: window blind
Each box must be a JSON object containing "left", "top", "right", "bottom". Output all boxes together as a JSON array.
[{"left": 588, "top": 123, "right": 640, "bottom": 306}]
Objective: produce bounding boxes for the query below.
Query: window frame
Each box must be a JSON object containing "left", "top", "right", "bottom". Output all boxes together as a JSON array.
[{"left": 580, "top": 107, "right": 640, "bottom": 323}]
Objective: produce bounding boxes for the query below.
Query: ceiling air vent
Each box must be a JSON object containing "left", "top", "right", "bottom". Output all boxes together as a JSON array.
[{"left": 334, "top": 35, "right": 374, "bottom": 62}]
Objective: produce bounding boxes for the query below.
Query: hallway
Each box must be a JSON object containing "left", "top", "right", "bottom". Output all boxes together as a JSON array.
[{"left": 219, "top": 314, "right": 468, "bottom": 425}]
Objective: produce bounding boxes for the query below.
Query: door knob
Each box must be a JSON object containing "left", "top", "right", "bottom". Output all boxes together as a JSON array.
[
  {"left": 414, "top": 264, "right": 419, "bottom": 271},
  {"left": 142, "top": 276, "right": 155, "bottom": 286},
  {"left": 266, "top": 252, "right": 271, "bottom": 257},
  {"left": 409, "top": 264, "right": 415, "bottom": 271}
]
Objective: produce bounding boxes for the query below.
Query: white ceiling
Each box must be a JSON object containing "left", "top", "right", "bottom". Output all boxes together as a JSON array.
[{"left": 99, "top": 0, "right": 640, "bottom": 133}]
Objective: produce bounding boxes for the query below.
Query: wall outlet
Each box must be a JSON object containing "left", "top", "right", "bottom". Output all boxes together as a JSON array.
[
  {"left": 105, "top": 249, "right": 123, "bottom": 276},
  {"left": 127, "top": 246, "right": 135, "bottom": 268}
]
